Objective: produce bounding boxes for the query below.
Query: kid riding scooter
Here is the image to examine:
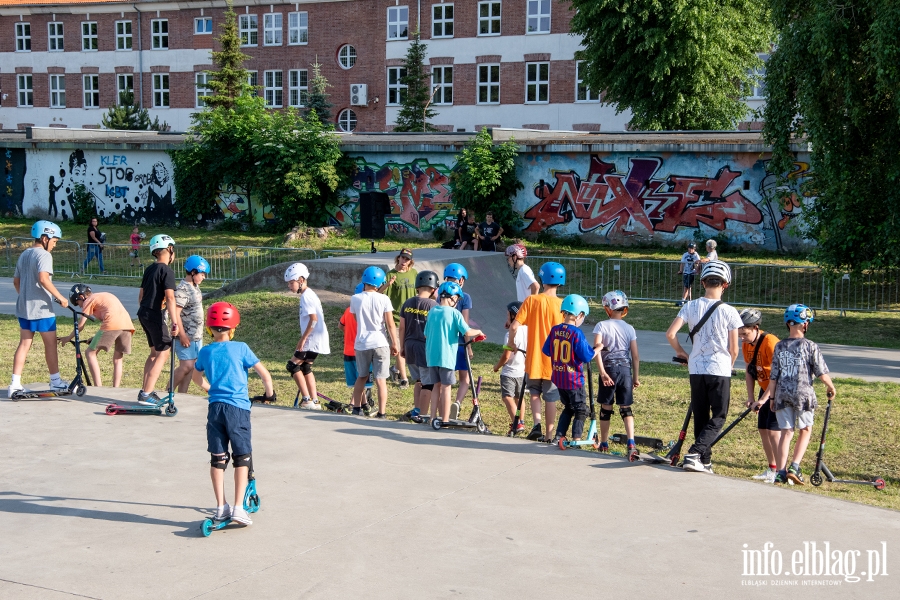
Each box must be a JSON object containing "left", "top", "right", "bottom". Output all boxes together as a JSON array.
[
  {"left": 201, "top": 457, "right": 261, "bottom": 536},
  {"left": 557, "top": 362, "right": 602, "bottom": 452},
  {"left": 810, "top": 393, "right": 886, "bottom": 490},
  {"left": 105, "top": 346, "right": 177, "bottom": 416},
  {"left": 431, "top": 335, "right": 490, "bottom": 434}
]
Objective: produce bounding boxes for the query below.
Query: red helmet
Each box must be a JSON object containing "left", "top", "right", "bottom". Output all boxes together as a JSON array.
[{"left": 207, "top": 302, "right": 240, "bottom": 329}]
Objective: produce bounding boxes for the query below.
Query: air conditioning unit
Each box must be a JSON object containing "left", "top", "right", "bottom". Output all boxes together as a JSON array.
[{"left": 350, "top": 84, "right": 368, "bottom": 106}]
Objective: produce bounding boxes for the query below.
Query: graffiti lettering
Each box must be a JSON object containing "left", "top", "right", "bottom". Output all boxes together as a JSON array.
[{"left": 100, "top": 155, "right": 128, "bottom": 166}]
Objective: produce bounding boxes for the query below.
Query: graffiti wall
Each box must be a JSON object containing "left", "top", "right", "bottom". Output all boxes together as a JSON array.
[{"left": 2, "top": 148, "right": 27, "bottom": 217}]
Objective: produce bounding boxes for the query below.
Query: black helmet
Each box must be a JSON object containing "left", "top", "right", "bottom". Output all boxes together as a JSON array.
[
  {"left": 69, "top": 283, "right": 92, "bottom": 305},
  {"left": 507, "top": 301, "right": 522, "bottom": 319},
  {"left": 739, "top": 308, "right": 762, "bottom": 326},
  {"left": 415, "top": 270, "right": 440, "bottom": 290}
]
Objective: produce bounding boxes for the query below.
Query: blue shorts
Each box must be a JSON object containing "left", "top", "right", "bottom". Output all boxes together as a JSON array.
[
  {"left": 206, "top": 402, "right": 252, "bottom": 456},
  {"left": 18, "top": 316, "right": 57, "bottom": 332},
  {"left": 343, "top": 356, "right": 373, "bottom": 388},
  {"left": 683, "top": 274, "right": 695, "bottom": 289},
  {"left": 454, "top": 343, "right": 468, "bottom": 371},
  {"left": 597, "top": 363, "right": 634, "bottom": 406},
  {"left": 175, "top": 339, "right": 202, "bottom": 361}
]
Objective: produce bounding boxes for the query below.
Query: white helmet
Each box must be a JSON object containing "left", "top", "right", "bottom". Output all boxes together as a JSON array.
[
  {"left": 700, "top": 260, "right": 731, "bottom": 284},
  {"left": 149, "top": 234, "right": 175, "bottom": 254},
  {"left": 284, "top": 262, "right": 310, "bottom": 282},
  {"left": 602, "top": 290, "right": 629, "bottom": 310}
]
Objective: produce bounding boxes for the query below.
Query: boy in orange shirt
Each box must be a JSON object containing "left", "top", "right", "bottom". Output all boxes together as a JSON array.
[
  {"left": 337, "top": 283, "right": 372, "bottom": 414},
  {"left": 738, "top": 308, "right": 780, "bottom": 483},
  {"left": 508, "top": 262, "right": 566, "bottom": 441}
]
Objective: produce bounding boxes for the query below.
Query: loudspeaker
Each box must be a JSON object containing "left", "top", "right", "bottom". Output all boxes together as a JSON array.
[{"left": 359, "top": 191, "right": 390, "bottom": 239}]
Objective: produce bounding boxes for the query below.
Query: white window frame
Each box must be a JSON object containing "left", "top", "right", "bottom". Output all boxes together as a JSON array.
[
  {"left": 477, "top": 1, "right": 501, "bottom": 37},
  {"left": 747, "top": 62, "right": 767, "bottom": 100},
  {"left": 81, "top": 21, "right": 98, "bottom": 51},
  {"left": 48, "top": 21, "right": 64, "bottom": 52},
  {"left": 338, "top": 44, "right": 356, "bottom": 69},
  {"left": 16, "top": 22, "right": 31, "bottom": 52},
  {"left": 247, "top": 71, "right": 259, "bottom": 96},
  {"left": 387, "top": 66, "right": 407, "bottom": 106},
  {"left": 153, "top": 73, "right": 170, "bottom": 107},
  {"left": 525, "top": 62, "right": 549, "bottom": 104},
  {"left": 263, "top": 70, "right": 283, "bottom": 107},
  {"left": 575, "top": 61, "right": 599, "bottom": 102},
  {"left": 151, "top": 19, "right": 168, "bottom": 49},
  {"left": 239, "top": 14, "right": 258, "bottom": 46},
  {"left": 17, "top": 74, "right": 33, "bottom": 106},
  {"left": 526, "top": 0, "right": 551, "bottom": 34},
  {"left": 194, "top": 17, "right": 213, "bottom": 35},
  {"left": 337, "top": 108, "right": 357, "bottom": 132},
  {"left": 263, "top": 13, "right": 282, "bottom": 46},
  {"left": 477, "top": 63, "right": 500, "bottom": 104},
  {"left": 49, "top": 74, "right": 66, "bottom": 108},
  {"left": 195, "top": 72, "right": 212, "bottom": 107},
  {"left": 387, "top": 6, "right": 409, "bottom": 40},
  {"left": 432, "top": 65, "right": 453, "bottom": 105},
  {"left": 288, "top": 11, "right": 308, "bottom": 45},
  {"left": 117, "top": 73, "right": 134, "bottom": 104},
  {"left": 83, "top": 74, "right": 100, "bottom": 108},
  {"left": 288, "top": 69, "right": 308, "bottom": 107},
  {"left": 116, "top": 20, "right": 132, "bottom": 50},
  {"left": 432, "top": 4, "right": 454, "bottom": 38}
]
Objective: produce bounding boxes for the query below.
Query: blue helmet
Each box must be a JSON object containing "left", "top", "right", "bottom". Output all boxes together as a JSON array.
[
  {"left": 184, "top": 255, "right": 210, "bottom": 274},
  {"left": 561, "top": 294, "right": 590, "bottom": 318},
  {"left": 443, "top": 263, "right": 468, "bottom": 281},
  {"left": 354, "top": 283, "right": 365, "bottom": 294},
  {"left": 361, "top": 266, "right": 386, "bottom": 288},
  {"left": 438, "top": 281, "right": 462, "bottom": 299},
  {"left": 32, "top": 220, "right": 62, "bottom": 240},
  {"left": 784, "top": 304, "right": 814, "bottom": 325},
  {"left": 539, "top": 262, "right": 566, "bottom": 285}
]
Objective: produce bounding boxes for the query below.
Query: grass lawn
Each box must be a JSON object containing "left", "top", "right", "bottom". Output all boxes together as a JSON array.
[{"left": 3, "top": 289, "right": 897, "bottom": 511}]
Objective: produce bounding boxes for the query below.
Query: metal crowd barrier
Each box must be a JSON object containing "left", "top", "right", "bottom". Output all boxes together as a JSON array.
[
  {"left": 7, "top": 237, "right": 82, "bottom": 277},
  {"left": 825, "top": 270, "right": 900, "bottom": 312},
  {"left": 531, "top": 255, "right": 600, "bottom": 300},
  {"left": 173, "top": 245, "right": 237, "bottom": 282},
  {"left": 233, "top": 246, "right": 317, "bottom": 280},
  {"left": 0, "top": 236, "right": 8, "bottom": 269}
]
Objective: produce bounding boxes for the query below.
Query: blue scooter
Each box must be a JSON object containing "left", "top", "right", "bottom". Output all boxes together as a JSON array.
[
  {"left": 105, "top": 345, "right": 177, "bottom": 416},
  {"left": 201, "top": 458, "right": 261, "bottom": 536},
  {"left": 556, "top": 362, "right": 603, "bottom": 451}
]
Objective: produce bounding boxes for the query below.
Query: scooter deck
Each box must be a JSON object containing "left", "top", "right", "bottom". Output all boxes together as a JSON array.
[
  {"left": 11, "top": 390, "right": 73, "bottom": 400},
  {"left": 105, "top": 401, "right": 177, "bottom": 416},
  {"left": 431, "top": 417, "right": 488, "bottom": 433},
  {"left": 610, "top": 434, "right": 666, "bottom": 450}
]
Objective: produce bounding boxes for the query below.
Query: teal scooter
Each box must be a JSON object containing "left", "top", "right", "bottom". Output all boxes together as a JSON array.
[
  {"left": 201, "top": 458, "right": 261, "bottom": 536},
  {"left": 105, "top": 346, "right": 177, "bottom": 416},
  {"left": 557, "top": 362, "right": 602, "bottom": 451}
]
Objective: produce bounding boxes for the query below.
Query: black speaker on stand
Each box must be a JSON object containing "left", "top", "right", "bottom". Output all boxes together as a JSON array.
[{"left": 359, "top": 191, "right": 390, "bottom": 253}]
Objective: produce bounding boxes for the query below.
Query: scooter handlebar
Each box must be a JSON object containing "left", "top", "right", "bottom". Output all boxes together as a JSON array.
[{"left": 54, "top": 296, "right": 96, "bottom": 321}]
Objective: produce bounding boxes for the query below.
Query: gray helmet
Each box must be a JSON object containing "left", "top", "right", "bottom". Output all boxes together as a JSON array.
[
  {"left": 415, "top": 270, "right": 440, "bottom": 290},
  {"left": 739, "top": 308, "right": 762, "bottom": 326},
  {"left": 507, "top": 301, "right": 522, "bottom": 319},
  {"left": 69, "top": 283, "right": 91, "bottom": 305}
]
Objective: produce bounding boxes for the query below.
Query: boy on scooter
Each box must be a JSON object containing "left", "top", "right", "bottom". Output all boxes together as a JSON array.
[{"left": 191, "top": 302, "right": 274, "bottom": 526}]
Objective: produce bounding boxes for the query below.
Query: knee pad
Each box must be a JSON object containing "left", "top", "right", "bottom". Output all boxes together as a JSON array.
[
  {"left": 299, "top": 362, "right": 313, "bottom": 376},
  {"left": 599, "top": 408, "right": 614, "bottom": 422},
  {"left": 232, "top": 453, "right": 252, "bottom": 469},
  {"left": 421, "top": 383, "right": 434, "bottom": 391},
  {"left": 210, "top": 453, "right": 229, "bottom": 470},
  {"left": 286, "top": 360, "right": 302, "bottom": 375},
  {"left": 619, "top": 406, "right": 634, "bottom": 419}
]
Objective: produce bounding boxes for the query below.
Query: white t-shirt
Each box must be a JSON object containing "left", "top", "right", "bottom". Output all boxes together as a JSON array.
[
  {"left": 299, "top": 288, "right": 330, "bottom": 354},
  {"left": 350, "top": 291, "right": 394, "bottom": 350},
  {"left": 592, "top": 319, "right": 637, "bottom": 365},
  {"left": 676, "top": 297, "right": 742, "bottom": 376},
  {"left": 516, "top": 264, "right": 538, "bottom": 302},
  {"left": 706, "top": 250, "right": 719, "bottom": 262},
  {"left": 680, "top": 252, "right": 698, "bottom": 275},
  {"left": 501, "top": 326, "right": 528, "bottom": 377}
]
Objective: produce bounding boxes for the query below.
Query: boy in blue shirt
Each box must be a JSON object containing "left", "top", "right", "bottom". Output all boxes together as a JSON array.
[
  {"left": 424, "top": 282, "right": 485, "bottom": 423},
  {"left": 192, "top": 301, "right": 274, "bottom": 526},
  {"left": 543, "top": 295, "right": 595, "bottom": 444}
]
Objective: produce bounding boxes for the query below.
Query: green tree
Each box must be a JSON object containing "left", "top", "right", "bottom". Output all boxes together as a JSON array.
[
  {"left": 450, "top": 128, "right": 523, "bottom": 231},
  {"left": 763, "top": 0, "right": 900, "bottom": 272},
  {"left": 304, "top": 59, "right": 333, "bottom": 124},
  {"left": 202, "top": 0, "right": 252, "bottom": 110},
  {"left": 394, "top": 32, "right": 438, "bottom": 132},
  {"left": 101, "top": 91, "right": 168, "bottom": 131},
  {"left": 568, "top": 0, "right": 771, "bottom": 130}
]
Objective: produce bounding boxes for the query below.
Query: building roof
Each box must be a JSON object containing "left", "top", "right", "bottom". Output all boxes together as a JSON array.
[{"left": 0, "top": 0, "right": 129, "bottom": 6}]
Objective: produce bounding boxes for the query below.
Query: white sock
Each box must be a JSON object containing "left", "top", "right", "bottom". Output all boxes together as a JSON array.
[
  {"left": 11, "top": 374, "right": 21, "bottom": 386},
  {"left": 50, "top": 372, "right": 62, "bottom": 382}
]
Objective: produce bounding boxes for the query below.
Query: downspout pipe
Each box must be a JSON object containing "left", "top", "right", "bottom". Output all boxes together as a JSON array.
[{"left": 133, "top": 4, "right": 143, "bottom": 108}]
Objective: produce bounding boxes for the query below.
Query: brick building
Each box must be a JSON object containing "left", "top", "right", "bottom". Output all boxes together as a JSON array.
[{"left": 0, "top": 0, "right": 635, "bottom": 132}]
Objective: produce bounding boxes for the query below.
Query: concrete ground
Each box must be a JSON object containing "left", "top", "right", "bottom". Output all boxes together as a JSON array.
[{"left": 1, "top": 387, "right": 897, "bottom": 599}]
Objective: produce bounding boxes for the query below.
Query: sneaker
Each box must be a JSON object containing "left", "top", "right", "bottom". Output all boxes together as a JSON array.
[
  {"left": 682, "top": 453, "right": 705, "bottom": 472},
  {"left": 229, "top": 506, "right": 253, "bottom": 526},
  {"left": 764, "top": 469, "right": 777, "bottom": 484},
  {"left": 410, "top": 414, "right": 425, "bottom": 424},
  {"left": 526, "top": 423, "right": 543, "bottom": 441},
  {"left": 7, "top": 382, "right": 24, "bottom": 398},
  {"left": 598, "top": 441, "right": 609, "bottom": 453},
  {"left": 50, "top": 378, "right": 69, "bottom": 391},
  {"left": 390, "top": 366, "right": 400, "bottom": 384},
  {"left": 753, "top": 467, "right": 777, "bottom": 482},
  {"left": 351, "top": 406, "right": 362, "bottom": 416},
  {"left": 774, "top": 470, "right": 789, "bottom": 484},
  {"left": 299, "top": 399, "right": 321, "bottom": 410},
  {"left": 627, "top": 443, "right": 639, "bottom": 460},
  {"left": 675, "top": 301, "right": 684, "bottom": 307},
  {"left": 514, "top": 422, "right": 526, "bottom": 435},
  {"left": 787, "top": 465, "right": 805, "bottom": 486},
  {"left": 374, "top": 413, "right": 387, "bottom": 419},
  {"left": 214, "top": 503, "right": 232, "bottom": 522},
  {"left": 448, "top": 401, "right": 461, "bottom": 421},
  {"left": 702, "top": 462, "right": 715, "bottom": 474},
  {"left": 137, "top": 391, "right": 161, "bottom": 406},
  {"left": 399, "top": 379, "right": 410, "bottom": 390}
]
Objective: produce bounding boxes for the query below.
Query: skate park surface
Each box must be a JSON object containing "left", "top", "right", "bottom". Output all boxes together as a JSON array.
[{"left": 1, "top": 387, "right": 898, "bottom": 599}]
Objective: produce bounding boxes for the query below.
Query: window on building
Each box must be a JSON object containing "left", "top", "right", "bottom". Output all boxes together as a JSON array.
[
  {"left": 289, "top": 69, "right": 308, "bottom": 106},
  {"left": 153, "top": 73, "right": 169, "bottom": 107},
  {"left": 16, "top": 22, "right": 31, "bottom": 52},
  {"left": 49, "top": 74, "right": 66, "bottom": 108},
  {"left": 477, "top": 63, "right": 500, "bottom": 104},
  {"left": 338, "top": 44, "right": 356, "bottom": 69},
  {"left": 81, "top": 21, "right": 98, "bottom": 51},
  {"left": 247, "top": 71, "right": 259, "bottom": 96},
  {"left": 264, "top": 70, "right": 283, "bottom": 107},
  {"left": 196, "top": 72, "right": 212, "bottom": 107},
  {"left": 433, "top": 4, "right": 454, "bottom": 38},
  {"left": 239, "top": 14, "right": 258, "bottom": 46},
  {"left": 116, "top": 20, "right": 132, "bottom": 50},
  {"left": 17, "top": 74, "right": 33, "bottom": 106},
  {"left": 478, "top": 2, "right": 501, "bottom": 36},
  {"left": 387, "top": 67, "right": 407, "bottom": 105},
  {"left": 288, "top": 12, "right": 308, "bottom": 44},
  {"left": 195, "top": 17, "right": 213, "bottom": 34},
  {"left": 83, "top": 74, "right": 100, "bottom": 108},
  {"left": 575, "top": 61, "right": 598, "bottom": 102},
  {"left": 48, "top": 22, "right": 64, "bottom": 51},
  {"left": 151, "top": 19, "right": 168, "bottom": 49},
  {"left": 432, "top": 65, "right": 453, "bottom": 104},
  {"left": 337, "top": 109, "right": 357, "bottom": 132},
  {"left": 526, "top": 0, "right": 550, "bottom": 34},
  {"left": 263, "top": 13, "right": 282, "bottom": 45},
  {"left": 387, "top": 6, "right": 408, "bottom": 40},
  {"left": 117, "top": 73, "right": 134, "bottom": 104},
  {"left": 746, "top": 64, "right": 767, "bottom": 99},
  {"left": 525, "top": 62, "right": 549, "bottom": 103}
]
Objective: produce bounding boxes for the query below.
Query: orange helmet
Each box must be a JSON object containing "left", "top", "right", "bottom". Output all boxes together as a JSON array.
[{"left": 206, "top": 302, "right": 240, "bottom": 329}]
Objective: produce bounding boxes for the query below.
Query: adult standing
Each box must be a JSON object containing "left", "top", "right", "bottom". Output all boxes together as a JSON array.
[
  {"left": 475, "top": 211, "right": 504, "bottom": 252},
  {"left": 82, "top": 217, "right": 105, "bottom": 273},
  {"left": 379, "top": 248, "right": 418, "bottom": 389},
  {"left": 699, "top": 239, "right": 719, "bottom": 264},
  {"left": 455, "top": 208, "right": 469, "bottom": 248},
  {"left": 459, "top": 212, "right": 477, "bottom": 250}
]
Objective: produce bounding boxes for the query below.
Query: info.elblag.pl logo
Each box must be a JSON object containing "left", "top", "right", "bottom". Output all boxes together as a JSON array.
[{"left": 742, "top": 542, "right": 888, "bottom": 585}]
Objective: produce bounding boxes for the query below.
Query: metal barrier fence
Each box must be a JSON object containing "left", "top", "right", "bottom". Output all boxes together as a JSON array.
[
  {"left": 532, "top": 255, "right": 600, "bottom": 300},
  {"left": 0, "top": 236, "right": 7, "bottom": 269},
  {"left": 825, "top": 270, "right": 900, "bottom": 312},
  {"left": 233, "top": 246, "right": 317, "bottom": 280},
  {"left": 6, "top": 237, "right": 82, "bottom": 277}
]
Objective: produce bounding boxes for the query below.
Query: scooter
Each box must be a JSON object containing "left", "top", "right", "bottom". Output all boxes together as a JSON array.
[
  {"left": 431, "top": 335, "right": 490, "bottom": 434},
  {"left": 105, "top": 346, "right": 177, "bottom": 416},
  {"left": 810, "top": 394, "right": 886, "bottom": 490},
  {"left": 200, "top": 458, "right": 261, "bottom": 536},
  {"left": 642, "top": 405, "right": 754, "bottom": 466},
  {"left": 11, "top": 300, "right": 92, "bottom": 400},
  {"left": 558, "top": 362, "right": 602, "bottom": 452},
  {"left": 610, "top": 434, "right": 666, "bottom": 450}
]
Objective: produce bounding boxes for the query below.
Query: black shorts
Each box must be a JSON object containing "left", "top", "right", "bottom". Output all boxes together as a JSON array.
[
  {"left": 596, "top": 363, "right": 634, "bottom": 406},
  {"left": 757, "top": 389, "right": 779, "bottom": 430},
  {"left": 137, "top": 307, "right": 172, "bottom": 352},
  {"left": 207, "top": 402, "right": 252, "bottom": 456},
  {"left": 296, "top": 351, "right": 319, "bottom": 363},
  {"left": 480, "top": 240, "right": 496, "bottom": 252}
]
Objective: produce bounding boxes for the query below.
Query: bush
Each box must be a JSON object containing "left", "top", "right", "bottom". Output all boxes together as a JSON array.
[{"left": 71, "top": 183, "right": 96, "bottom": 225}]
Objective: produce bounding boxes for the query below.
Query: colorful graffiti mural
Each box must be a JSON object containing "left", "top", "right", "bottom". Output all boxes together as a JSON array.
[
  {"left": 2, "top": 148, "right": 27, "bottom": 216},
  {"left": 329, "top": 157, "right": 455, "bottom": 235}
]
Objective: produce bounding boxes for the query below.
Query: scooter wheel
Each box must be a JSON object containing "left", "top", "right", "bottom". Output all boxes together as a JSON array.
[
  {"left": 874, "top": 478, "right": 886, "bottom": 491},
  {"left": 558, "top": 437, "right": 567, "bottom": 450},
  {"left": 164, "top": 404, "right": 178, "bottom": 417},
  {"left": 75, "top": 385, "right": 87, "bottom": 397},
  {"left": 105, "top": 405, "right": 118, "bottom": 415},
  {"left": 201, "top": 519, "right": 214, "bottom": 537},
  {"left": 810, "top": 472, "right": 823, "bottom": 487},
  {"left": 431, "top": 418, "right": 442, "bottom": 431},
  {"left": 476, "top": 420, "right": 487, "bottom": 434},
  {"left": 248, "top": 494, "right": 260, "bottom": 513},
  {"left": 592, "top": 433, "right": 600, "bottom": 450}
]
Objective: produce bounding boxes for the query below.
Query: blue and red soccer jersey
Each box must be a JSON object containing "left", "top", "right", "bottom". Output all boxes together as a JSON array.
[{"left": 542, "top": 323, "right": 596, "bottom": 389}]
